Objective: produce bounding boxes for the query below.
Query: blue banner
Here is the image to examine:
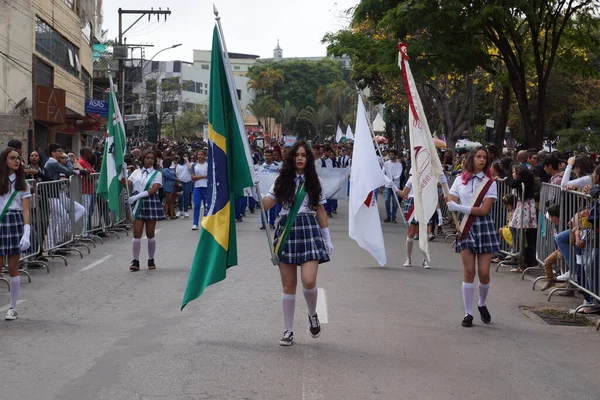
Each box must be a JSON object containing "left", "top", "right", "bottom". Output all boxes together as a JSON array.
[{"left": 85, "top": 98, "right": 109, "bottom": 117}]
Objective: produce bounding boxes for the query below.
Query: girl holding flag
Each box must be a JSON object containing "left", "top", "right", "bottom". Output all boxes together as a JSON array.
[
  {"left": 0, "top": 147, "right": 31, "bottom": 320},
  {"left": 127, "top": 150, "right": 165, "bottom": 271},
  {"left": 446, "top": 147, "right": 500, "bottom": 327},
  {"left": 262, "top": 141, "right": 334, "bottom": 346}
]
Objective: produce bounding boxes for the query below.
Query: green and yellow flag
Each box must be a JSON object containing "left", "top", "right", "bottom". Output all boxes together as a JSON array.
[{"left": 181, "top": 26, "right": 254, "bottom": 310}]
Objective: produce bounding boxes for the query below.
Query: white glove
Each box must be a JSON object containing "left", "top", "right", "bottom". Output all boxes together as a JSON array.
[
  {"left": 321, "top": 227, "right": 334, "bottom": 254},
  {"left": 127, "top": 191, "right": 149, "bottom": 204},
  {"left": 438, "top": 173, "right": 448, "bottom": 185},
  {"left": 447, "top": 201, "right": 471, "bottom": 215},
  {"left": 20, "top": 224, "right": 31, "bottom": 252}
]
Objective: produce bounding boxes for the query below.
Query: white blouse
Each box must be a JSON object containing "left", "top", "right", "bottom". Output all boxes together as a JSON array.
[
  {"left": 129, "top": 167, "right": 162, "bottom": 194},
  {"left": 1, "top": 174, "right": 31, "bottom": 211},
  {"left": 267, "top": 174, "right": 326, "bottom": 216},
  {"left": 450, "top": 172, "right": 497, "bottom": 206}
]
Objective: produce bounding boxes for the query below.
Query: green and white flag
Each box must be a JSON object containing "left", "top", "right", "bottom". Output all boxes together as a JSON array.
[{"left": 97, "top": 75, "right": 125, "bottom": 220}]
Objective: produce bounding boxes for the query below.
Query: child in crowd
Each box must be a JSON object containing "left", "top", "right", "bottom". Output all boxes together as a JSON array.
[
  {"left": 540, "top": 204, "right": 562, "bottom": 291},
  {"left": 509, "top": 164, "right": 538, "bottom": 273},
  {"left": 493, "top": 194, "right": 515, "bottom": 263}
]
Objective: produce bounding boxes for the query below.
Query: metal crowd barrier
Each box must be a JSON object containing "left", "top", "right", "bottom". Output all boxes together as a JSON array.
[{"left": 494, "top": 180, "right": 527, "bottom": 272}]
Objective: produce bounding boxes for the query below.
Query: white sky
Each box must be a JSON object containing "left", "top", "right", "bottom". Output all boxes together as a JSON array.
[{"left": 101, "top": 0, "right": 358, "bottom": 62}]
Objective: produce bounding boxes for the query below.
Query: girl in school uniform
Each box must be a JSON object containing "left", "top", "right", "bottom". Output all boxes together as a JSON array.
[
  {"left": 447, "top": 147, "right": 500, "bottom": 327},
  {"left": 262, "top": 141, "right": 333, "bottom": 346},
  {"left": 127, "top": 150, "right": 165, "bottom": 271},
  {"left": 0, "top": 147, "right": 32, "bottom": 320}
]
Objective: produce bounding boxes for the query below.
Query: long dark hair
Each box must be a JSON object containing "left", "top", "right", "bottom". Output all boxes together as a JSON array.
[
  {"left": 273, "top": 141, "right": 322, "bottom": 209},
  {"left": 461, "top": 146, "right": 493, "bottom": 184},
  {"left": 0, "top": 147, "right": 26, "bottom": 195}
]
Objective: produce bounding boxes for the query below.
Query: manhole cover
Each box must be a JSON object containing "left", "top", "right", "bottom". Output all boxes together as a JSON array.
[{"left": 530, "top": 308, "right": 596, "bottom": 327}]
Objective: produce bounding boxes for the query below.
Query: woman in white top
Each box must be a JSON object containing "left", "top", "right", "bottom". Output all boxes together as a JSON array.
[
  {"left": 191, "top": 149, "right": 208, "bottom": 230},
  {"left": 447, "top": 147, "right": 500, "bottom": 327},
  {"left": 263, "top": 141, "right": 334, "bottom": 346},
  {"left": 127, "top": 150, "right": 164, "bottom": 271},
  {"left": 0, "top": 147, "right": 31, "bottom": 320},
  {"left": 176, "top": 152, "right": 193, "bottom": 218},
  {"left": 560, "top": 155, "right": 594, "bottom": 190}
]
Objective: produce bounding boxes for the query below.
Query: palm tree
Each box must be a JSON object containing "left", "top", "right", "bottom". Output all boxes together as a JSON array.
[
  {"left": 298, "top": 105, "right": 331, "bottom": 138},
  {"left": 279, "top": 101, "right": 298, "bottom": 134},
  {"left": 319, "top": 82, "right": 357, "bottom": 131},
  {"left": 247, "top": 96, "right": 278, "bottom": 133},
  {"left": 247, "top": 68, "right": 284, "bottom": 99}
]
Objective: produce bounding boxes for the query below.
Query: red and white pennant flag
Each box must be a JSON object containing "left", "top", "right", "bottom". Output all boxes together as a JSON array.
[
  {"left": 398, "top": 43, "right": 444, "bottom": 257},
  {"left": 349, "top": 95, "right": 390, "bottom": 267}
]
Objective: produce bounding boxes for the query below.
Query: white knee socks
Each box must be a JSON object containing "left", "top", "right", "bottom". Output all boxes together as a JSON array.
[
  {"left": 147, "top": 238, "right": 156, "bottom": 259},
  {"left": 406, "top": 238, "right": 414, "bottom": 259},
  {"left": 303, "top": 287, "right": 318, "bottom": 316},
  {"left": 10, "top": 276, "right": 20, "bottom": 309},
  {"left": 132, "top": 238, "right": 141, "bottom": 260},
  {"left": 436, "top": 208, "right": 443, "bottom": 226},
  {"left": 282, "top": 294, "right": 295, "bottom": 332},
  {"left": 478, "top": 283, "right": 490, "bottom": 307},
  {"left": 462, "top": 282, "right": 474, "bottom": 316}
]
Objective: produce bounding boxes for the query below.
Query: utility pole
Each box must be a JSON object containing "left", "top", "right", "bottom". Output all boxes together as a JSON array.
[{"left": 117, "top": 8, "right": 171, "bottom": 123}]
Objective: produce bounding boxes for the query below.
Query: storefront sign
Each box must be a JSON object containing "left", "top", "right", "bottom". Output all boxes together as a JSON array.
[
  {"left": 35, "top": 85, "right": 66, "bottom": 124},
  {"left": 85, "top": 99, "right": 109, "bottom": 117}
]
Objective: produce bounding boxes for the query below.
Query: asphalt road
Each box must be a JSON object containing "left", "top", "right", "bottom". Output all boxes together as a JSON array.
[{"left": 2, "top": 201, "right": 599, "bottom": 400}]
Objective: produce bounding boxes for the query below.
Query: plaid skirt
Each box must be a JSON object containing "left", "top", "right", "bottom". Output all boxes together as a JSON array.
[
  {"left": 402, "top": 197, "right": 419, "bottom": 225},
  {"left": 273, "top": 213, "right": 330, "bottom": 265},
  {"left": 455, "top": 214, "right": 500, "bottom": 254},
  {"left": 0, "top": 210, "right": 24, "bottom": 256},
  {"left": 136, "top": 193, "right": 166, "bottom": 221}
]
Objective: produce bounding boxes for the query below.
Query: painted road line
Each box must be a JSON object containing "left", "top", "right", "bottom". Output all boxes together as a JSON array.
[
  {"left": 316, "top": 287, "right": 328, "bottom": 324},
  {"left": 0, "top": 299, "right": 26, "bottom": 313},
  {"left": 80, "top": 254, "right": 113, "bottom": 272}
]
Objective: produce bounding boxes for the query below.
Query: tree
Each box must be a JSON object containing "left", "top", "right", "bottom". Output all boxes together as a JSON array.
[
  {"left": 318, "top": 82, "right": 357, "bottom": 131},
  {"left": 278, "top": 101, "right": 298, "bottom": 134},
  {"left": 247, "top": 96, "right": 278, "bottom": 133},
  {"left": 557, "top": 109, "right": 600, "bottom": 151},
  {"left": 142, "top": 77, "right": 183, "bottom": 140},
  {"left": 177, "top": 103, "right": 208, "bottom": 138},
  {"left": 248, "top": 68, "right": 284, "bottom": 99},
  {"left": 298, "top": 105, "right": 332, "bottom": 138}
]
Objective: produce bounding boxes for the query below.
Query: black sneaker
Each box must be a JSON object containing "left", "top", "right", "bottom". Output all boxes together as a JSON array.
[
  {"left": 148, "top": 259, "right": 156, "bottom": 270},
  {"left": 260, "top": 225, "right": 266, "bottom": 230},
  {"left": 478, "top": 306, "right": 491, "bottom": 323},
  {"left": 279, "top": 330, "right": 293, "bottom": 346},
  {"left": 270, "top": 224, "right": 276, "bottom": 230},
  {"left": 383, "top": 217, "right": 391, "bottom": 223},
  {"left": 129, "top": 259, "right": 140, "bottom": 272},
  {"left": 308, "top": 314, "right": 321, "bottom": 338},
  {"left": 461, "top": 314, "right": 473, "bottom": 327}
]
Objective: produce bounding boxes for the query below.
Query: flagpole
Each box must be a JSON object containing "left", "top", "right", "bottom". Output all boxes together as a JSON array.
[
  {"left": 108, "top": 71, "right": 134, "bottom": 222},
  {"left": 358, "top": 90, "right": 408, "bottom": 227},
  {"left": 214, "top": 6, "right": 279, "bottom": 265}
]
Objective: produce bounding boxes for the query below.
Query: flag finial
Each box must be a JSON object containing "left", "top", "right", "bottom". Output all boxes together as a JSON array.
[{"left": 213, "top": 4, "right": 219, "bottom": 18}]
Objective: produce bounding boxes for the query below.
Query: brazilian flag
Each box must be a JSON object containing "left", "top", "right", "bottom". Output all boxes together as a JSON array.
[{"left": 181, "top": 26, "right": 254, "bottom": 310}]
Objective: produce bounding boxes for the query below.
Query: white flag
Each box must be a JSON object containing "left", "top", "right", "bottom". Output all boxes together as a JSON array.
[
  {"left": 349, "top": 95, "right": 390, "bottom": 267},
  {"left": 335, "top": 124, "right": 343, "bottom": 143},
  {"left": 346, "top": 124, "right": 355, "bottom": 141},
  {"left": 398, "top": 43, "right": 444, "bottom": 257}
]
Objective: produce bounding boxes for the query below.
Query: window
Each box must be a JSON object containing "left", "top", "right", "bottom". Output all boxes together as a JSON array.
[
  {"left": 205, "top": 90, "right": 208, "bottom": 95},
  {"left": 35, "top": 58, "right": 53, "bottom": 87},
  {"left": 183, "top": 80, "right": 195, "bottom": 92},
  {"left": 161, "top": 77, "right": 180, "bottom": 92},
  {"left": 183, "top": 102, "right": 195, "bottom": 112},
  {"left": 151, "top": 61, "right": 160, "bottom": 72},
  {"left": 82, "top": 69, "right": 91, "bottom": 97},
  {"left": 201, "top": 64, "right": 209, "bottom": 70},
  {"left": 195, "top": 82, "right": 203, "bottom": 94},
  {"left": 173, "top": 61, "right": 181, "bottom": 73},
  {"left": 162, "top": 101, "right": 179, "bottom": 113},
  {"left": 236, "top": 89, "right": 242, "bottom": 101},
  {"left": 63, "top": 0, "right": 74, "bottom": 9},
  {"left": 233, "top": 66, "right": 240, "bottom": 70},
  {"left": 205, "top": 83, "right": 208, "bottom": 88},
  {"left": 35, "top": 18, "right": 79, "bottom": 77}
]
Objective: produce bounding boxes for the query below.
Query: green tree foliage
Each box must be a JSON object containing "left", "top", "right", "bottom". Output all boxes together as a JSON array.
[
  {"left": 557, "top": 109, "right": 600, "bottom": 151},
  {"left": 177, "top": 104, "right": 208, "bottom": 138},
  {"left": 298, "top": 105, "right": 332, "bottom": 137},
  {"left": 246, "top": 96, "right": 278, "bottom": 133}
]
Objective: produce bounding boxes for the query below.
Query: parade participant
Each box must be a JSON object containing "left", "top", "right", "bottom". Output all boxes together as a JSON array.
[
  {"left": 176, "top": 152, "right": 193, "bottom": 218},
  {"left": 0, "top": 147, "right": 31, "bottom": 320},
  {"left": 447, "top": 147, "right": 500, "bottom": 327},
  {"left": 383, "top": 149, "right": 403, "bottom": 223},
  {"left": 259, "top": 149, "right": 281, "bottom": 230},
  {"left": 263, "top": 141, "right": 333, "bottom": 346},
  {"left": 127, "top": 150, "right": 165, "bottom": 271},
  {"left": 191, "top": 149, "right": 208, "bottom": 230},
  {"left": 161, "top": 157, "right": 178, "bottom": 219}
]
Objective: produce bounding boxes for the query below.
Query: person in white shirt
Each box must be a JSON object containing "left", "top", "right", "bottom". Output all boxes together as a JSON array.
[
  {"left": 0, "top": 147, "right": 31, "bottom": 320},
  {"left": 383, "top": 149, "right": 403, "bottom": 223},
  {"left": 127, "top": 150, "right": 165, "bottom": 271},
  {"left": 447, "top": 147, "right": 500, "bottom": 328},
  {"left": 191, "top": 149, "right": 208, "bottom": 230},
  {"left": 262, "top": 141, "right": 333, "bottom": 346},
  {"left": 260, "top": 149, "right": 281, "bottom": 229},
  {"left": 175, "top": 153, "right": 193, "bottom": 218}
]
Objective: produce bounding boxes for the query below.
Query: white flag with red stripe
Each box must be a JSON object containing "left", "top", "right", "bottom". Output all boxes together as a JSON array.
[
  {"left": 398, "top": 43, "right": 444, "bottom": 257},
  {"left": 349, "top": 95, "right": 391, "bottom": 267}
]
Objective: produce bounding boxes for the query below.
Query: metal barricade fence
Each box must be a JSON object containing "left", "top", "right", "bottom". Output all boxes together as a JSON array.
[
  {"left": 494, "top": 180, "right": 527, "bottom": 272},
  {"left": 547, "top": 188, "right": 600, "bottom": 314}
]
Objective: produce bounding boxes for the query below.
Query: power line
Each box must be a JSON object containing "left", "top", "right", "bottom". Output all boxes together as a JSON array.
[{"left": 0, "top": 82, "right": 15, "bottom": 105}]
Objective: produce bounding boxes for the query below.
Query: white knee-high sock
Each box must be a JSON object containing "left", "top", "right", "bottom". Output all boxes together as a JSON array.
[
  {"left": 462, "top": 282, "right": 474, "bottom": 315},
  {"left": 436, "top": 208, "right": 443, "bottom": 225},
  {"left": 132, "top": 238, "right": 141, "bottom": 260},
  {"left": 303, "top": 287, "right": 318, "bottom": 316},
  {"left": 10, "top": 276, "right": 20, "bottom": 309},
  {"left": 406, "top": 238, "right": 414, "bottom": 259},
  {"left": 282, "top": 294, "right": 295, "bottom": 332},
  {"left": 147, "top": 238, "right": 156, "bottom": 259},
  {"left": 478, "top": 283, "right": 490, "bottom": 307}
]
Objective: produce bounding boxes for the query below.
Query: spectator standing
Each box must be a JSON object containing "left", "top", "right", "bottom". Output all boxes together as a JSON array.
[
  {"left": 176, "top": 153, "right": 193, "bottom": 218},
  {"left": 382, "top": 149, "right": 403, "bottom": 223},
  {"left": 191, "top": 149, "right": 208, "bottom": 230}
]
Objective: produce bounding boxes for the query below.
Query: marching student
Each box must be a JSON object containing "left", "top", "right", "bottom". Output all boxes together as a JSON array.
[
  {"left": 262, "top": 141, "right": 333, "bottom": 346},
  {"left": 191, "top": 149, "right": 208, "bottom": 230},
  {"left": 0, "top": 147, "right": 32, "bottom": 320},
  {"left": 447, "top": 146, "right": 500, "bottom": 327},
  {"left": 127, "top": 150, "right": 165, "bottom": 271}
]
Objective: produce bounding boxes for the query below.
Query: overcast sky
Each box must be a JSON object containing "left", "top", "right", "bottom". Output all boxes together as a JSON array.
[{"left": 101, "top": 0, "right": 358, "bottom": 62}]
